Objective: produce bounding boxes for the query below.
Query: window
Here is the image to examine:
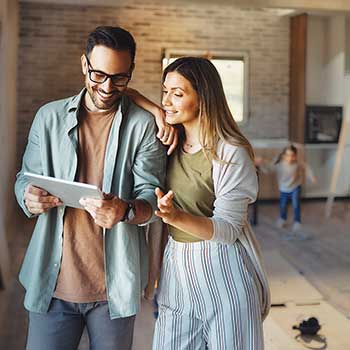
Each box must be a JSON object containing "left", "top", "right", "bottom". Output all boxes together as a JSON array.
[{"left": 162, "top": 49, "right": 249, "bottom": 123}]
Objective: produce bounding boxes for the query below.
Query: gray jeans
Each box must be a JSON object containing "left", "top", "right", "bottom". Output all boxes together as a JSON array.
[{"left": 26, "top": 298, "right": 135, "bottom": 350}]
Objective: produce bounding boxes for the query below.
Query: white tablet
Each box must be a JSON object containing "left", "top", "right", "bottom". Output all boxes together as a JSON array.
[{"left": 24, "top": 172, "right": 104, "bottom": 209}]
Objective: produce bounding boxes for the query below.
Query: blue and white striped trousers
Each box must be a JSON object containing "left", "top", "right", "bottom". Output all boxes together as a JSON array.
[{"left": 153, "top": 237, "right": 264, "bottom": 350}]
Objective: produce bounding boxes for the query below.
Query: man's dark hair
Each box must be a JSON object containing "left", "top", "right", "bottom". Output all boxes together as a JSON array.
[{"left": 86, "top": 26, "right": 136, "bottom": 62}]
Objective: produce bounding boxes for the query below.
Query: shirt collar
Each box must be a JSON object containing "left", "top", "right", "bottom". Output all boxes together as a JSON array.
[
  {"left": 67, "top": 87, "right": 130, "bottom": 118},
  {"left": 67, "top": 88, "right": 86, "bottom": 113}
]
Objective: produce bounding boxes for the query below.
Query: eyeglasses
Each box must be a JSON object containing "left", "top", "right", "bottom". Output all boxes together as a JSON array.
[{"left": 85, "top": 54, "right": 132, "bottom": 87}]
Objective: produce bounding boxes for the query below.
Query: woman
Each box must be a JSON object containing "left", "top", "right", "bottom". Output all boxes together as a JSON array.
[{"left": 131, "top": 57, "right": 270, "bottom": 349}]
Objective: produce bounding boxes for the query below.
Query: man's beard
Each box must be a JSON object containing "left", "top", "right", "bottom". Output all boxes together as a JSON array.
[{"left": 87, "top": 85, "right": 122, "bottom": 111}]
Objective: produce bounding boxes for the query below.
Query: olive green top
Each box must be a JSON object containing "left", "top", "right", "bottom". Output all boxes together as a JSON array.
[{"left": 166, "top": 147, "right": 215, "bottom": 243}]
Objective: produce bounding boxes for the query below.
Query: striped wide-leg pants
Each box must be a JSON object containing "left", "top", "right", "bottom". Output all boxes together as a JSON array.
[{"left": 152, "top": 237, "right": 264, "bottom": 350}]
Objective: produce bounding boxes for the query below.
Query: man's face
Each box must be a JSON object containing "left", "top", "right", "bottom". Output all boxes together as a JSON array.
[{"left": 81, "top": 45, "right": 133, "bottom": 111}]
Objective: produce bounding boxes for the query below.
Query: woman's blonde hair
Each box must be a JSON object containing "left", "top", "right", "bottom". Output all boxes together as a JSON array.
[{"left": 162, "top": 56, "right": 254, "bottom": 161}]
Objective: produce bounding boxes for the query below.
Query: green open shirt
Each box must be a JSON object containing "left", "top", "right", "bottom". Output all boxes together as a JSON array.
[{"left": 14, "top": 89, "right": 167, "bottom": 319}]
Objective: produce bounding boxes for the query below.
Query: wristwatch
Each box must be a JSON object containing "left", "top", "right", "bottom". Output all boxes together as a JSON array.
[{"left": 121, "top": 201, "right": 136, "bottom": 222}]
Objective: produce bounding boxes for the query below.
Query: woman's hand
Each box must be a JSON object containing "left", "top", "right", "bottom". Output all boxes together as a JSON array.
[
  {"left": 155, "top": 188, "right": 213, "bottom": 240},
  {"left": 154, "top": 109, "right": 178, "bottom": 155},
  {"left": 155, "top": 187, "right": 179, "bottom": 224},
  {"left": 125, "top": 88, "right": 178, "bottom": 155}
]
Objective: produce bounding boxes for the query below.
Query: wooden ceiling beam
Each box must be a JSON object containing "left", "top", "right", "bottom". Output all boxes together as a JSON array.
[{"left": 18, "top": 0, "right": 350, "bottom": 13}]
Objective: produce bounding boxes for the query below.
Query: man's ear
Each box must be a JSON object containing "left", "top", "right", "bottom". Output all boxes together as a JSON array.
[
  {"left": 81, "top": 54, "right": 87, "bottom": 75},
  {"left": 129, "top": 62, "right": 135, "bottom": 75}
]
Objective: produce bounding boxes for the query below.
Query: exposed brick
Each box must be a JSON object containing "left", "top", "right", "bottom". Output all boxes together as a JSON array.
[{"left": 17, "top": 1, "right": 290, "bottom": 164}]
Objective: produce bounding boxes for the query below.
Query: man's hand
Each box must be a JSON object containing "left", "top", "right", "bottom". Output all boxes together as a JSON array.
[
  {"left": 79, "top": 194, "right": 128, "bottom": 229},
  {"left": 24, "top": 184, "right": 62, "bottom": 215},
  {"left": 155, "top": 187, "right": 179, "bottom": 225}
]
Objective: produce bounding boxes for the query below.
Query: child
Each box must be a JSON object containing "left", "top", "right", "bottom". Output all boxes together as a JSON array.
[{"left": 257, "top": 145, "right": 316, "bottom": 236}]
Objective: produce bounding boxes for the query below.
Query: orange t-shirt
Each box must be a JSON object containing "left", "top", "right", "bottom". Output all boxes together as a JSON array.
[{"left": 54, "top": 104, "right": 115, "bottom": 302}]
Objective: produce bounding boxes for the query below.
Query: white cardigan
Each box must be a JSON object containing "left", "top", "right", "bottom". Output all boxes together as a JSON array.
[
  {"left": 210, "top": 141, "right": 271, "bottom": 320},
  {"left": 147, "top": 141, "right": 271, "bottom": 320}
]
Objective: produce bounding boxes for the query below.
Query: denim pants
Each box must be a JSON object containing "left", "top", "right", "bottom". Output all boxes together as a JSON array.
[
  {"left": 26, "top": 298, "right": 135, "bottom": 350},
  {"left": 279, "top": 185, "right": 301, "bottom": 223}
]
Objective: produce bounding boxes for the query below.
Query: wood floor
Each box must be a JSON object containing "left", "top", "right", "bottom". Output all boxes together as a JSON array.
[{"left": 1, "top": 200, "right": 349, "bottom": 349}]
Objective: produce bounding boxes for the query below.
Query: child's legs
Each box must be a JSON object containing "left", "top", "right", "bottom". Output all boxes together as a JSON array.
[
  {"left": 279, "top": 192, "right": 289, "bottom": 220},
  {"left": 291, "top": 186, "right": 301, "bottom": 223}
]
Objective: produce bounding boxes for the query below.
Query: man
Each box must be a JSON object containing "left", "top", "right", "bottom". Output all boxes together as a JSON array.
[{"left": 15, "top": 26, "right": 166, "bottom": 350}]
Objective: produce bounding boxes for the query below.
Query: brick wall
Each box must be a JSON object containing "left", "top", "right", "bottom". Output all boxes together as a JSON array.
[{"left": 17, "top": 1, "right": 290, "bottom": 163}]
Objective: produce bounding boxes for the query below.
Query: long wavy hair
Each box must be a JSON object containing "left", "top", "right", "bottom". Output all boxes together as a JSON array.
[{"left": 162, "top": 56, "right": 254, "bottom": 161}]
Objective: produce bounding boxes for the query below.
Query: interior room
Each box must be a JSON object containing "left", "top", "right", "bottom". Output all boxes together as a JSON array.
[{"left": 1, "top": 0, "right": 350, "bottom": 349}]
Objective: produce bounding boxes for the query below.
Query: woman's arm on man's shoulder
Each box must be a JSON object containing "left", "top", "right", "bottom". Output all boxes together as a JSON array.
[{"left": 125, "top": 88, "right": 178, "bottom": 155}]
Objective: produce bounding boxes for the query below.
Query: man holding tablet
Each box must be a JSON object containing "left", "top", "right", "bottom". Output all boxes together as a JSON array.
[{"left": 15, "top": 26, "right": 166, "bottom": 350}]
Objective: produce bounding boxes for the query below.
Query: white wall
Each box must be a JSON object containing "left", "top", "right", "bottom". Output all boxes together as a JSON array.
[
  {"left": 306, "top": 15, "right": 350, "bottom": 196},
  {"left": 306, "top": 16, "right": 327, "bottom": 104},
  {"left": 306, "top": 15, "right": 350, "bottom": 106},
  {"left": 324, "top": 16, "right": 347, "bottom": 105}
]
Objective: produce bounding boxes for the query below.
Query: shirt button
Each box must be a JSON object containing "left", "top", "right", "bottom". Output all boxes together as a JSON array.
[{"left": 54, "top": 263, "right": 59, "bottom": 268}]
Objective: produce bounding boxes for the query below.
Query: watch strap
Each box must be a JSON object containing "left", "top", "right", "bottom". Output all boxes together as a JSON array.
[{"left": 120, "top": 201, "right": 133, "bottom": 222}]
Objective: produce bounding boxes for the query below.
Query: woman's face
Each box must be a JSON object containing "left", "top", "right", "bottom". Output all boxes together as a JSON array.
[{"left": 162, "top": 72, "right": 200, "bottom": 127}]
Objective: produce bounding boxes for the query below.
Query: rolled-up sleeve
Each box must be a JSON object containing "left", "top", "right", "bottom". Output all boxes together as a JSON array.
[
  {"left": 210, "top": 145, "right": 258, "bottom": 245},
  {"left": 14, "top": 109, "right": 44, "bottom": 218},
  {"left": 132, "top": 118, "right": 167, "bottom": 225}
]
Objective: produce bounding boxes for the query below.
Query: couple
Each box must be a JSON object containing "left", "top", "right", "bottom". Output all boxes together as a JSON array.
[{"left": 15, "top": 26, "right": 270, "bottom": 350}]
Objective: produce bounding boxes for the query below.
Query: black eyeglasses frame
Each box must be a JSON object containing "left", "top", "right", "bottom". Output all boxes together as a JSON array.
[{"left": 84, "top": 54, "right": 132, "bottom": 87}]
